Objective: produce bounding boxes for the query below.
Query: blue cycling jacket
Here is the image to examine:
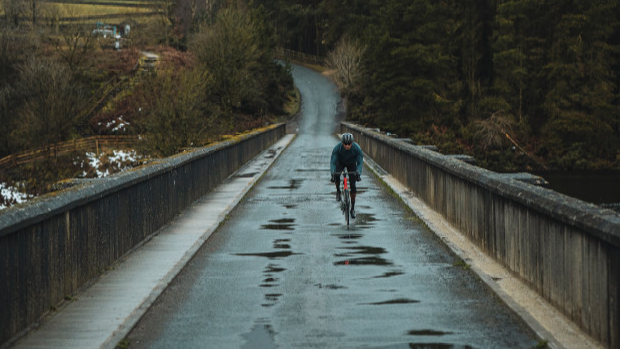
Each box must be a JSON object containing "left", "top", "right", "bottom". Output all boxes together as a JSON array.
[{"left": 330, "top": 142, "right": 363, "bottom": 175}]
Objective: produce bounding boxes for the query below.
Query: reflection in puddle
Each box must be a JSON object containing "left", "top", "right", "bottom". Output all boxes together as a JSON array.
[
  {"left": 267, "top": 179, "right": 305, "bottom": 190},
  {"left": 261, "top": 218, "right": 296, "bottom": 231},
  {"left": 334, "top": 245, "right": 392, "bottom": 266},
  {"left": 334, "top": 256, "right": 392, "bottom": 266},
  {"left": 355, "top": 213, "right": 380, "bottom": 229},
  {"left": 335, "top": 233, "right": 363, "bottom": 241},
  {"left": 240, "top": 324, "right": 277, "bottom": 349},
  {"left": 407, "top": 330, "right": 454, "bottom": 336},
  {"left": 361, "top": 298, "right": 420, "bottom": 305},
  {"left": 340, "top": 245, "right": 387, "bottom": 255},
  {"left": 262, "top": 293, "right": 282, "bottom": 307},
  {"left": 374, "top": 270, "right": 405, "bottom": 279},
  {"left": 273, "top": 238, "right": 291, "bottom": 249},
  {"left": 259, "top": 278, "right": 280, "bottom": 287},
  {"left": 236, "top": 251, "right": 300, "bottom": 259},
  {"left": 315, "top": 283, "right": 347, "bottom": 290},
  {"left": 265, "top": 264, "right": 286, "bottom": 273},
  {"left": 261, "top": 264, "right": 283, "bottom": 288}
]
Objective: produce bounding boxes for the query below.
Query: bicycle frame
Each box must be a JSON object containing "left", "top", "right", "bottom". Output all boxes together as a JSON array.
[{"left": 335, "top": 169, "right": 357, "bottom": 228}]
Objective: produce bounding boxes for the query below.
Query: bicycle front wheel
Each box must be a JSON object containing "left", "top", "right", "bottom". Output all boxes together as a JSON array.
[{"left": 344, "top": 190, "right": 350, "bottom": 227}]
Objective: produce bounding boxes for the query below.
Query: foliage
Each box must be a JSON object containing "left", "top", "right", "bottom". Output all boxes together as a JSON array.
[
  {"left": 133, "top": 68, "right": 214, "bottom": 157},
  {"left": 13, "top": 56, "right": 87, "bottom": 154},
  {"left": 260, "top": 0, "right": 620, "bottom": 171},
  {"left": 189, "top": 5, "right": 292, "bottom": 121}
]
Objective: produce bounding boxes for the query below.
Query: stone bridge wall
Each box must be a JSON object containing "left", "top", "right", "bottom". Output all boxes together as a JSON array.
[
  {"left": 342, "top": 122, "right": 620, "bottom": 349},
  {"left": 0, "top": 124, "right": 286, "bottom": 347}
]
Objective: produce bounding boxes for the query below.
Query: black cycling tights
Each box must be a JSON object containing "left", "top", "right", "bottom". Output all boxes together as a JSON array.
[{"left": 334, "top": 163, "right": 358, "bottom": 193}]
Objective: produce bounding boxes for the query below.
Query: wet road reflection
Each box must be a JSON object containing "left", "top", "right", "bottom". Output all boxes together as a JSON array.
[{"left": 123, "top": 64, "right": 538, "bottom": 349}]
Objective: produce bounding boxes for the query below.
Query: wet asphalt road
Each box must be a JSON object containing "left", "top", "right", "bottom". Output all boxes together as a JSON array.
[{"left": 123, "top": 65, "right": 538, "bottom": 348}]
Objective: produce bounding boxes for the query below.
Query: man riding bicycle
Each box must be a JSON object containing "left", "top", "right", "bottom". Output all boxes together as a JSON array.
[{"left": 330, "top": 133, "right": 363, "bottom": 218}]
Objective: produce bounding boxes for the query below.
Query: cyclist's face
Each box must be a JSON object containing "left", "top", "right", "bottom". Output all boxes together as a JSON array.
[{"left": 343, "top": 142, "right": 352, "bottom": 150}]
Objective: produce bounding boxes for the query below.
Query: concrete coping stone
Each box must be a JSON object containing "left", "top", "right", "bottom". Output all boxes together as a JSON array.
[
  {"left": 0, "top": 124, "right": 284, "bottom": 237},
  {"left": 344, "top": 122, "right": 620, "bottom": 247}
]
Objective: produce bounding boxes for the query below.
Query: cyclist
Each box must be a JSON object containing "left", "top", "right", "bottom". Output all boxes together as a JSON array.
[{"left": 330, "top": 133, "right": 363, "bottom": 218}]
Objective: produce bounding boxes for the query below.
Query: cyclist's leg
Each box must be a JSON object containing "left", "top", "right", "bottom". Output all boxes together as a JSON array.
[
  {"left": 346, "top": 164, "right": 357, "bottom": 217},
  {"left": 334, "top": 163, "right": 344, "bottom": 201}
]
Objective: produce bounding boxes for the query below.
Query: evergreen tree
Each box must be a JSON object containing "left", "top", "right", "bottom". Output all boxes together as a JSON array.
[
  {"left": 356, "top": 0, "right": 460, "bottom": 135},
  {"left": 541, "top": 0, "right": 620, "bottom": 169}
]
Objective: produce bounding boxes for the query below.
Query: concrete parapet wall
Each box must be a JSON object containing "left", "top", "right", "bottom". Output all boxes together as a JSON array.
[
  {"left": 342, "top": 122, "right": 620, "bottom": 349},
  {"left": 0, "top": 124, "right": 286, "bottom": 347}
]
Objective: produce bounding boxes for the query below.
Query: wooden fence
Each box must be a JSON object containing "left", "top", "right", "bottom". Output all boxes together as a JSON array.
[{"left": 0, "top": 135, "right": 141, "bottom": 170}]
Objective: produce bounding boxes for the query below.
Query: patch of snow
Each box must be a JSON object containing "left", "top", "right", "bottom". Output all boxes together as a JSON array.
[
  {"left": 0, "top": 183, "right": 32, "bottom": 210},
  {"left": 1, "top": 149, "right": 145, "bottom": 210}
]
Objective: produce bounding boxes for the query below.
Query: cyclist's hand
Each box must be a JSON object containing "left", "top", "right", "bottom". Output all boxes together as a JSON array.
[
  {"left": 330, "top": 174, "right": 336, "bottom": 182},
  {"left": 356, "top": 173, "right": 361, "bottom": 181}
]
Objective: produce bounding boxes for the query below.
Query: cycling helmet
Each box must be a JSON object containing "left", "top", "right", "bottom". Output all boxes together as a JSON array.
[{"left": 342, "top": 133, "right": 354, "bottom": 145}]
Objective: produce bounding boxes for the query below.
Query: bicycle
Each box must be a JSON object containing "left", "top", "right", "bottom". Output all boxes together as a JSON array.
[{"left": 334, "top": 169, "right": 358, "bottom": 228}]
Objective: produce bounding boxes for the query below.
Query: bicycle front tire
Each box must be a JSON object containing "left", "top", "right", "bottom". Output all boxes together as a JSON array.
[{"left": 344, "top": 190, "right": 350, "bottom": 226}]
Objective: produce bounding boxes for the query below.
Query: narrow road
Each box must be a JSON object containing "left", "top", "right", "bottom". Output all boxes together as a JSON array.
[{"left": 123, "top": 65, "right": 537, "bottom": 348}]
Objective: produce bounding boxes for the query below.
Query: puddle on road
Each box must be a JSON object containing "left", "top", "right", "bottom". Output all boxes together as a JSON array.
[
  {"left": 235, "top": 172, "right": 259, "bottom": 178},
  {"left": 354, "top": 213, "right": 380, "bottom": 229},
  {"left": 334, "top": 256, "right": 392, "bottom": 266},
  {"left": 262, "top": 293, "right": 282, "bottom": 307},
  {"left": 240, "top": 324, "right": 277, "bottom": 349},
  {"left": 235, "top": 251, "right": 300, "bottom": 259},
  {"left": 335, "top": 233, "right": 363, "bottom": 241},
  {"left": 265, "top": 263, "right": 286, "bottom": 273},
  {"left": 361, "top": 298, "right": 420, "bottom": 305},
  {"left": 261, "top": 218, "right": 296, "bottom": 231},
  {"left": 267, "top": 179, "right": 305, "bottom": 190},
  {"left": 334, "top": 245, "right": 393, "bottom": 266},
  {"left": 263, "top": 149, "right": 278, "bottom": 159},
  {"left": 340, "top": 245, "right": 387, "bottom": 255},
  {"left": 373, "top": 270, "right": 405, "bottom": 279},
  {"left": 407, "top": 330, "right": 454, "bottom": 336},
  {"left": 315, "top": 283, "right": 347, "bottom": 290},
  {"left": 260, "top": 276, "right": 279, "bottom": 288},
  {"left": 273, "top": 238, "right": 291, "bottom": 249}
]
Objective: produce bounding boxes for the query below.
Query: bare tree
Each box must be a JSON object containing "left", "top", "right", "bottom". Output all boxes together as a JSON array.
[
  {"left": 474, "top": 111, "right": 548, "bottom": 169},
  {"left": 326, "top": 37, "right": 366, "bottom": 95},
  {"left": 47, "top": 23, "right": 97, "bottom": 73},
  {"left": 14, "top": 57, "right": 86, "bottom": 155}
]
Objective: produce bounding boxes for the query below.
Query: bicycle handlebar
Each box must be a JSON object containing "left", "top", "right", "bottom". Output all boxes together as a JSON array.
[{"left": 333, "top": 171, "right": 359, "bottom": 176}]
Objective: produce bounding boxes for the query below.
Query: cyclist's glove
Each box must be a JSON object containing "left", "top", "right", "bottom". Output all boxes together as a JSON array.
[
  {"left": 331, "top": 174, "right": 337, "bottom": 182},
  {"left": 356, "top": 173, "right": 361, "bottom": 181}
]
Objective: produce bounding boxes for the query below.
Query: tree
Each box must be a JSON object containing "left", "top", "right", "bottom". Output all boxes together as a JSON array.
[
  {"left": 190, "top": 6, "right": 279, "bottom": 118},
  {"left": 14, "top": 57, "right": 87, "bottom": 155},
  {"left": 134, "top": 68, "right": 214, "bottom": 157},
  {"left": 326, "top": 37, "right": 365, "bottom": 96},
  {"left": 541, "top": 0, "right": 620, "bottom": 168},
  {"left": 355, "top": 0, "right": 460, "bottom": 134},
  {"left": 47, "top": 24, "right": 97, "bottom": 74}
]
